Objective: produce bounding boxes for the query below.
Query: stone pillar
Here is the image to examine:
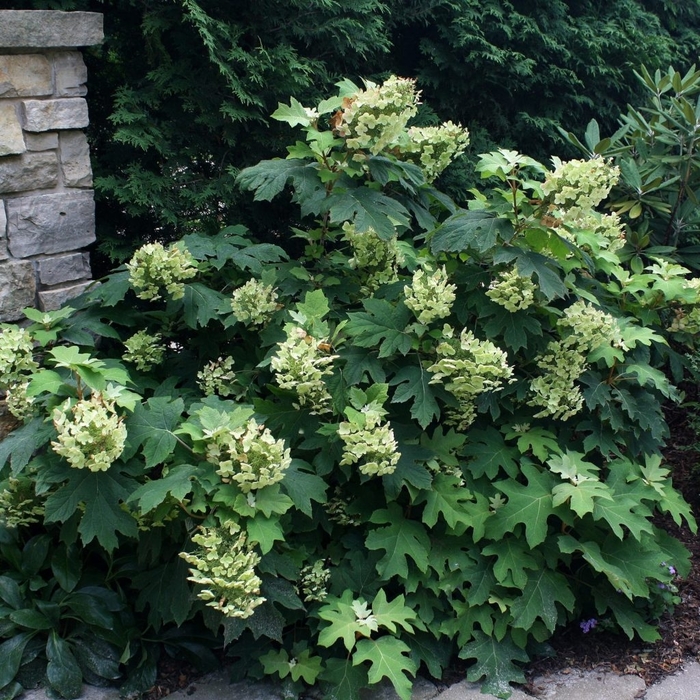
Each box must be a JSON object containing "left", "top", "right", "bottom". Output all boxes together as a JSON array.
[{"left": 0, "top": 11, "right": 103, "bottom": 322}]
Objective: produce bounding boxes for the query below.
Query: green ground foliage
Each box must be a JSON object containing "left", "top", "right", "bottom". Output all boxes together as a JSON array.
[{"left": 0, "top": 77, "right": 699, "bottom": 699}]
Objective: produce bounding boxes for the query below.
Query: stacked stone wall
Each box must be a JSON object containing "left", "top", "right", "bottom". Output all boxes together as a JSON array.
[{"left": 0, "top": 11, "right": 103, "bottom": 322}]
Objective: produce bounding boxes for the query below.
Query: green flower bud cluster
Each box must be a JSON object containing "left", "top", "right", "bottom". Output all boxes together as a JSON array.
[
  {"left": 203, "top": 414, "right": 291, "bottom": 493},
  {"left": 230, "top": 279, "right": 279, "bottom": 325},
  {"left": 669, "top": 306, "right": 700, "bottom": 334},
  {"left": 197, "top": 356, "right": 237, "bottom": 397},
  {"left": 51, "top": 393, "right": 127, "bottom": 472},
  {"left": 123, "top": 330, "right": 165, "bottom": 371},
  {"left": 542, "top": 157, "right": 619, "bottom": 218},
  {"left": 398, "top": 121, "right": 470, "bottom": 182},
  {"left": 528, "top": 302, "right": 619, "bottom": 420},
  {"left": 336, "top": 76, "right": 419, "bottom": 154},
  {"left": 485, "top": 268, "right": 537, "bottom": 312},
  {"left": 428, "top": 326, "right": 513, "bottom": 430},
  {"left": 298, "top": 560, "right": 331, "bottom": 603},
  {"left": 126, "top": 242, "right": 197, "bottom": 301},
  {"left": 180, "top": 520, "right": 265, "bottom": 619},
  {"left": 343, "top": 223, "right": 403, "bottom": 292},
  {"left": 0, "top": 325, "right": 37, "bottom": 387},
  {"left": 0, "top": 476, "right": 44, "bottom": 529},
  {"left": 338, "top": 402, "right": 400, "bottom": 477},
  {"left": 271, "top": 326, "right": 337, "bottom": 414},
  {"left": 325, "top": 488, "right": 359, "bottom": 526},
  {"left": 404, "top": 266, "right": 456, "bottom": 324},
  {"left": 5, "top": 380, "right": 35, "bottom": 421}
]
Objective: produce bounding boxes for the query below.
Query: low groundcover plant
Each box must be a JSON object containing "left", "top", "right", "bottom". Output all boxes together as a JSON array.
[{"left": 0, "top": 76, "right": 697, "bottom": 700}]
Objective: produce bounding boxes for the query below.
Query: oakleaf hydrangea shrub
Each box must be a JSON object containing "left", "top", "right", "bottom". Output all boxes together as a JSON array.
[{"left": 0, "top": 76, "right": 698, "bottom": 700}]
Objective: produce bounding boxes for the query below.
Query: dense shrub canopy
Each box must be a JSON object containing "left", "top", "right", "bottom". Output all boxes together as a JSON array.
[
  {"left": 16, "top": 0, "right": 700, "bottom": 259},
  {"left": 0, "top": 76, "right": 698, "bottom": 700}
]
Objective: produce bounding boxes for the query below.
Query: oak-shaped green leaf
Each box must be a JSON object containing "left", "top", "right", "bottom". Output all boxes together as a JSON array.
[
  {"left": 327, "top": 186, "right": 410, "bottom": 241},
  {"left": 511, "top": 569, "right": 575, "bottom": 633},
  {"left": 126, "top": 396, "right": 185, "bottom": 468},
  {"left": 320, "top": 657, "right": 368, "bottom": 700},
  {"left": 371, "top": 589, "right": 417, "bottom": 635},
  {"left": 318, "top": 591, "right": 370, "bottom": 652},
  {"left": 487, "top": 463, "right": 557, "bottom": 548},
  {"left": 390, "top": 364, "right": 440, "bottom": 429},
  {"left": 592, "top": 493, "right": 654, "bottom": 540},
  {"left": 44, "top": 468, "right": 138, "bottom": 553},
  {"left": 353, "top": 637, "right": 416, "bottom": 700},
  {"left": 552, "top": 480, "right": 613, "bottom": 518},
  {"left": 430, "top": 210, "right": 513, "bottom": 255},
  {"left": 482, "top": 537, "right": 540, "bottom": 588},
  {"left": 462, "top": 427, "right": 519, "bottom": 480},
  {"left": 418, "top": 473, "right": 473, "bottom": 529},
  {"left": 345, "top": 299, "right": 412, "bottom": 358},
  {"left": 366, "top": 503, "right": 430, "bottom": 579},
  {"left": 280, "top": 459, "right": 327, "bottom": 517},
  {"left": 459, "top": 631, "right": 528, "bottom": 700}
]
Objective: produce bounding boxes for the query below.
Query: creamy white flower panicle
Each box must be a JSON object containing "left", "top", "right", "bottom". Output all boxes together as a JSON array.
[
  {"left": 404, "top": 266, "right": 456, "bottom": 324},
  {"left": 180, "top": 520, "right": 265, "bottom": 619},
  {"left": 271, "top": 326, "right": 337, "bottom": 413},
  {"left": 557, "top": 300, "right": 618, "bottom": 353},
  {"left": 5, "top": 380, "right": 35, "bottom": 421},
  {"left": 486, "top": 268, "right": 537, "bottom": 312},
  {"left": 197, "top": 356, "right": 237, "bottom": 397},
  {"left": 398, "top": 121, "right": 470, "bottom": 182},
  {"left": 123, "top": 330, "right": 165, "bottom": 371},
  {"left": 542, "top": 157, "right": 620, "bottom": 219},
  {"left": 343, "top": 222, "right": 403, "bottom": 292},
  {"left": 203, "top": 415, "right": 291, "bottom": 493},
  {"left": 528, "top": 343, "right": 587, "bottom": 420},
  {"left": 559, "top": 210, "right": 626, "bottom": 254},
  {"left": 0, "top": 326, "right": 37, "bottom": 387},
  {"left": 298, "top": 560, "right": 331, "bottom": 603},
  {"left": 230, "top": 279, "right": 279, "bottom": 325},
  {"left": 428, "top": 326, "right": 513, "bottom": 430},
  {"left": 528, "top": 301, "right": 619, "bottom": 420},
  {"left": 338, "top": 403, "right": 400, "bottom": 477},
  {"left": 335, "top": 76, "right": 420, "bottom": 154},
  {"left": 51, "top": 393, "right": 127, "bottom": 472},
  {"left": 126, "top": 242, "right": 197, "bottom": 301}
]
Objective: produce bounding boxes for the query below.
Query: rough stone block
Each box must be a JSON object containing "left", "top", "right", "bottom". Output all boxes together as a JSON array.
[
  {"left": 0, "top": 11, "right": 104, "bottom": 48},
  {"left": 39, "top": 280, "right": 92, "bottom": 312},
  {"left": 0, "top": 259, "right": 36, "bottom": 323},
  {"left": 24, "top": 132, "right": 59, "bottom": 152},
  {"left": 0, "top": 152, "right": 58, "bottom": 194},
  {"left": 0, "top": 55, "right": 52, "bottom": 98},
  {"left": 38, "top": 252, "right": 90, "bottom": 286},
  {"left": 53, "top": 52, "right": 88, "bottom": 97},
  {"left": 59, "top": 131, "right": 92, "bottom": 187},
  {"left": 6, "top": 191, "right": 95, "bottom": 258},
  {"left": 0, "top": 103, "right": 26, "bottom": 157},
  {"left": 22, "top": 98, "right": 89, "bottom": 132}
]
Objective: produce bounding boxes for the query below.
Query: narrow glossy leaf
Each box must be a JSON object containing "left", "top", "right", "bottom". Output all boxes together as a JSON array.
[
  {"left": 46, "top": 632, "right": 83, "bottom": 700},
  {"left": 0, "top": 632, "right": 33, "bottom": 689},
  {"left": 9, "top": 609, "right": 53, "bottom": 630}
]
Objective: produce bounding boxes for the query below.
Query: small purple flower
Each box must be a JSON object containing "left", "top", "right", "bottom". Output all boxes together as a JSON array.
[
  {"left": 658, "top": 583, "right": 668, "bottom": 590},
  {"left": 669, "top": 565, "right": 677, "bottom": 576},
  {"left": 580, "top": 618, "right": 598, "bottom": 634}
]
